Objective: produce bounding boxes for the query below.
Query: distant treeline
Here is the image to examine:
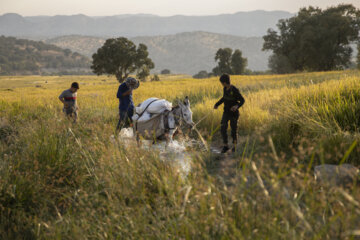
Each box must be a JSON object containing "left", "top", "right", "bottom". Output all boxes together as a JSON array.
[{"left": 0, "top": 36, "right": 91, "bottom": 75}]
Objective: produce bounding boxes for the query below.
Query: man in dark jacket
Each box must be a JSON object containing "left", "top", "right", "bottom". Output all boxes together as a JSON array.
[
  {"left": 214, "top": 74, "right": 245, "bottom": 153},
  {"left": 116, "top": 77, "right": 139, "bottom": 130}
]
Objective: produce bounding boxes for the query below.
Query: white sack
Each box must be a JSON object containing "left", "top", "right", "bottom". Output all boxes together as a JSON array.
[
  {"left": 132, "top": 114, "right": 139, "bottom": 122},
  {"left": 137, "top": 112, "right": 151, "bottom": 122},
  {"left": 135, "top": 98, "right": 159, "bottom": 114},
  {"left": 132, "top": 112, "right": 152, "bottom": 122},
  {"left": 147, "top": 99, "right": 172, "bottom": 114}
]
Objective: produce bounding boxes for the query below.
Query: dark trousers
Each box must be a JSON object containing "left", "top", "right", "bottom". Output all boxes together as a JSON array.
[
  {"left": 116, "top": 108, "right": 134, "bottom": 130},
  {"left": 221, "top": 111, "right": 239, "bottom": 145},
  {"left": 64, "top": 107, "right": 78, "bottom": 122}
]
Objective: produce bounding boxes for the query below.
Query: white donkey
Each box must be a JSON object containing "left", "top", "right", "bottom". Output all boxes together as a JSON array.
[{"left": 134, "top": 96, "right": 194, "bottom": 145}]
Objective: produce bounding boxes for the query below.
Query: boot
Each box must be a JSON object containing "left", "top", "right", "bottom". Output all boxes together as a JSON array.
[{"left": 221, "top": 145, "right": 230, "bottom": 154}]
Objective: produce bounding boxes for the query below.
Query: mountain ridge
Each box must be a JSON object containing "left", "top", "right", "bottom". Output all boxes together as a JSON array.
[
  {"left": 45, "top": 31, "right": 270, "bottom": 74},
  {"left": 0, "top": 11, "right": 294, "bottom": 38}
]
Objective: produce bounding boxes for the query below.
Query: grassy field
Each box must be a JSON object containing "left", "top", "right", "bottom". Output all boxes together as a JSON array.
[{"left": 0, "top": 71, "right": 360, "bottom": 239}]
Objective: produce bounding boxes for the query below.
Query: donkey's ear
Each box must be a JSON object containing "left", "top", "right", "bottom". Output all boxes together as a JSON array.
[
  {"left": 183, "top": 96, "right": 190, "bottom": 106},
  {"left": 177, "top": 99, "right": 184, "bottom": 107}
]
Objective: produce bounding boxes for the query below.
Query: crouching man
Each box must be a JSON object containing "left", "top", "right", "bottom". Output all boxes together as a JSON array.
[
  {"left": 214, "top": 74, "right": 245, "bottom": 153},
  {"left": 59, "top": 82, "right": 79, "bottom": 123}
]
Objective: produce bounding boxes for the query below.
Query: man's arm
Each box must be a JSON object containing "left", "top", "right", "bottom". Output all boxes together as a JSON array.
[
  {"left": 214, "top": 97, "right": 224, "bottom": 109},
  {"left": 122, "top": 89, "right": 132, "bottom": 96},
  {"left": 235, "top": 91, "right": 245, "bottom": 108},
  {"left": 230, "top": 88, "right": 245, "bottom": 111},
  {"left": 59, "top": 92, "right": 66, "bottom": 105},
  {"left": 59, "top": 97, "right": 69, "bottom": 108},
  {"left": 117, "top": 84, "right": 132, "bottom": 98}
]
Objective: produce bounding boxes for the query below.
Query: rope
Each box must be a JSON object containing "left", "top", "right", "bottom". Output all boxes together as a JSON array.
[
  {"left": 192, "top": 109, "right": 214, "bottom": 129},
  {"left": 190, "top": 109, "right": 214, "bottom": 152}
]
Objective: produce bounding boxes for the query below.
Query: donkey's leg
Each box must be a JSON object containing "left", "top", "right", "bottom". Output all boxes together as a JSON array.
[
  {"left": 165, "top": 112, "right": 176, "bottom": 148},
  {"left": 165, "top": 128, "right": 176, "bottom": 148},
  {"left": 136, "top": 133, "right": 141, "bottom": 148}
]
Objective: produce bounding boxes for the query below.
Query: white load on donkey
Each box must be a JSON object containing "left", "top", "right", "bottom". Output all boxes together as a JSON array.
[{"left": 132, "top": 96, "right": 194, "bottom": 143}]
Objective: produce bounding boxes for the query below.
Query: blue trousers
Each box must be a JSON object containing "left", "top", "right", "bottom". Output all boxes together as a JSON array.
[{"left": 116, "top": 108, "right": 134, "bottom": 130}]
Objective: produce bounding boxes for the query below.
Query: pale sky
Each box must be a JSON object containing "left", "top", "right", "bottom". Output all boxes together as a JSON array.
[{"left": 1, "top": 0, "right": 359, "bottom": 16}]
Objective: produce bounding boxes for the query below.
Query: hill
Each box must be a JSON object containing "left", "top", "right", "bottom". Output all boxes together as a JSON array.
[
  {"left": 0, "top": 11, "right": 293, "bottom": 38},
  {"left": 45, "top": 32, "right": 270, "bottom": 74},
  {"left": 45, "top": 35, "right": 105, "bottom": 59},
  {"left": 0, "top": 36, "right": 91, "bottom": 75}
]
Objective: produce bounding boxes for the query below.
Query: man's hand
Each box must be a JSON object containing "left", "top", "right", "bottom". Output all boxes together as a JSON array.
[
  {"left": 123, "top": 89, "right": 133, "bottom": 96},
  {"left": 214, "top": 104, "right": 218, "bottom": 110},
  {"left": 230, "top": 105, "right": 238, "bottom": 112}
]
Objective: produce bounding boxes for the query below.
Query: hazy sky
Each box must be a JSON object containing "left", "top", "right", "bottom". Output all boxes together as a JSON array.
[{"left": 1, "top": 0, "right": 359, "bottom": 16}]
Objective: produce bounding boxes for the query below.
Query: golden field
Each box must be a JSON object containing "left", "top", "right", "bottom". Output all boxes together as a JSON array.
[{"left": 0, "top": 71, "right": 360, "bottom": 239}]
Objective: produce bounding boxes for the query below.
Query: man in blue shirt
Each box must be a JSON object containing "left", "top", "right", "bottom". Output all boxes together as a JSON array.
[{"left": 116, "top": 77, "right": 140, "bottom": 130}]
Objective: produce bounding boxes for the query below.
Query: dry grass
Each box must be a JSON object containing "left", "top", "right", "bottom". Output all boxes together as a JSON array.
[{"left": 0, "top": 71, "right": 359, "bottom": 239}]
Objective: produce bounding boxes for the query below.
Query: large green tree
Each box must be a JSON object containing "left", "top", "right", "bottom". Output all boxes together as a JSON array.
[
  {"left": 263, "top": 4, "right": 360, "bottom": 73},
  {"left": 212, "top": 48, "right": 247, "bottom": 75},
  {"left": 212, "top": 48, "right": 233, "bottom": 75},
  {"left": 231, "top": 49, "right": 248, "bottom": 74},
  {"left": 91, "top": 37, "right": 154, "bottom": 82}
]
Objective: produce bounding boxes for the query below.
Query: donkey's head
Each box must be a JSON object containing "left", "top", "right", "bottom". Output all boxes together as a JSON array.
[{"left": 178, "top": 96, "right": 194, "bottom": 126}]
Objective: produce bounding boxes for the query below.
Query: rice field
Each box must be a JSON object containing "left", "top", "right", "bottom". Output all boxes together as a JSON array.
[{"left": 0, "top": 71, "right": 359, "bottom": 239}]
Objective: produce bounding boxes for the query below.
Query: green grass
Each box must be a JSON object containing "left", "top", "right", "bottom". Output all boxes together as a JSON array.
[{"left": 0, "top": 71, "right": 360, "bottom": 239}]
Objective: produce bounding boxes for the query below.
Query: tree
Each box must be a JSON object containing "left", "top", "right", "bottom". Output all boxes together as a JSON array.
[
  {"left": 151, "top": 74, "right": 160, "bottom": 81},
  {"left": 263, "top": 4, "right": 360, "bottom": 73},
  {"left": 161, "top": 69, "right": 171, "bottom": 74},
  {"left": 357, "top": 43, "right": 360, "bottom": 70},
  {"left": 137, "top": 66, "right": 150, "bottom": 81},
  {"left": 268, "top": 54, "right": 294, "bottom": 74},
  {"left": 64, "top": 49, "right": 71, "bottom": 57},
  {"left": 212, "top": 48, "right": 248, "bottom": 75},
  {"left": 91, "top": 37, "right": 154, "bottom": 82},
  {"left": 212, "top": 48, "right": 232, "bottom": 75},
  {"left": 231, "top": 49, "right": 247, "bottom": 74},
  {"left": 193, "top": 70, "right": 209, "bottom": 79}
]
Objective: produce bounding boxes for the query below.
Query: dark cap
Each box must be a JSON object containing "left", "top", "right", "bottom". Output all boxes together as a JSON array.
[{"left": 71, "top": 82, "right": 79, "bottom": 89}]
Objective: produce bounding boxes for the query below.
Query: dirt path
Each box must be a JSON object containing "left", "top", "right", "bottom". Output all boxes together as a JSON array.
[
  {"left": 206, "top": 133, "right": 262, "bottom": 188},
  {"left": 207, "top": 149, "right": 240, "bottom": 187}
]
